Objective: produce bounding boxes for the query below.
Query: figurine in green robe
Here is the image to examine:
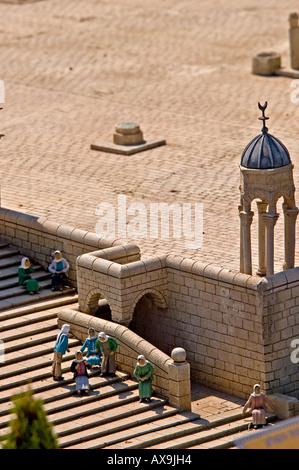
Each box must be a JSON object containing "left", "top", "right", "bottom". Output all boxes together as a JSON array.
[
  {"left": 133, "top": 355, "right": 154, "bottom": 403},
  {"left": 18, "top": 257, "right": 40, "bottom": 294}
]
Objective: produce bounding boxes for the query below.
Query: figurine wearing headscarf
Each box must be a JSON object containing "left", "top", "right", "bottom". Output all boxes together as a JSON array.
[
  {"left": 95, "top": 332, "right": 118, "bottom": 377},
  {"left": 52, "top": 324, "right": 70, "bottom": 381},
  {"left": 133, "top": 355, "right": 154, "bottom": 403},
  {"left": 48, "top": 250, "right": 69, "bottom": 291},
  {"left": 18, "top": 257, "right": 40, "bottom": 294},
  {"left": 243, "top": 384, "right": 275, "bottom": 429},
  {"left": 80, "top": 327, "right": 102, "bottom": 368},
  {"left": 71, "top": 351, "right": 90, "bottom": 395}
]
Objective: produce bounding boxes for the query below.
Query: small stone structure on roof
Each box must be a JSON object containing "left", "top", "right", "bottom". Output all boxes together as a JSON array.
[{"left": 239, "top": 102, "right": 298, "bottom": 276}]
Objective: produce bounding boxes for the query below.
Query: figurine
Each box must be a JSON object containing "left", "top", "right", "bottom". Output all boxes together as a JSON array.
[
  {"left": 243, "top": 384, "right": 275, "bottom": 429},
  {"left": 70, "top": 351, "right": 90, "bottom": 396},
  {"left": 133, "top": 355, "right": 154, "bottom": 403},
  {"left": 95, "top": 332, "right": 118, "bottom": 377},
  {"left": 18, "top": 257, "right": 40, "bottom": 294},
  {"left": 48, "top": 250, "right": 69, "bottom": 291},
  {"left": 52, "top": 324, "right": 70, "bottom": 381},
  {"left": 80, "top": 327, "right": 102, "bottom": 368}
]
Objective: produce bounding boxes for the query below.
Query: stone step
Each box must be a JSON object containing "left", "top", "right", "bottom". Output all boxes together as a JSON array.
[
  {"left": 0, "top": 374, "right": 134, "bottom": 432},
  {"left": 0, "top": 295, "right": 78, "bottom": 322},
  {"left": 67, "top": 407, "right": 204, "bottom": 450},
  {"left": 0, "top": 357, "right": 105, "bottom": 408},
  {"left": 45, "top": 378, "right": 139, "bottom": 419},
  {"left": 1, "top": 306, "right": 65, "bottom": 332},
  {"left": 0, "top": 271, "right": 51, "bottom": 291},
  {"left": 0, "top": 286, "right": 76, "bottom": 311},
  {"left": 0, "top": 248, "right": 21, "bottom": 260},
  {"left": 4, "top": 324, "right": 58, "bottom": 353},
  {"left": 0, "top": 254, "right": 23, "bottom": 269},
  {"left": 100, "top": 409, "right": 248, "bottom": 450},
  {"left": 0, "top": 279, "right": 52, "bottom": 300},
  {"left": 1, "top": 336, "right": 81, "bottom": 371},
  {"left": 186, "top": 416, "right": 278, "bottom": 449},
  {"left": 59, "top": 399, "right": 176, "bottom": 449},
  {"left": 0, "top": 263, "right": 43, "bottom": 281}
]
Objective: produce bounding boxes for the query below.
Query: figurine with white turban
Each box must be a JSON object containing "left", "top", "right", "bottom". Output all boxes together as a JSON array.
[
  {"left": 133, "top": 355, "right": 154, "bottom": 403},
  {"left": 95, "top": 332, "right": 118, "bottom": 377}
]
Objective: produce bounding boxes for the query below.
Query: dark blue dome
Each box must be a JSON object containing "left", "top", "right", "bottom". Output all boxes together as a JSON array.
[{"left": 240, "top": 132, "right": 291, "bottom": 169}]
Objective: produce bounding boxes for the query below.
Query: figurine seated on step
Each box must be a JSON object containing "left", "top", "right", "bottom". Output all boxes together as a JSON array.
[
  {"left": 52, "top": 323, "right": 70, "bottom": 381},
  {"left": 80, "top": 327, "right": 102, "bottom": 369},
  {"left": 48, "top": 250, "right": 69, "bottom": 291},
  {"left": 133, "top": 355, "right": 154, "bottom": 403},
  {"left": 243, "top": 384, "right": 275, "bottom": 429},
  {"left": 18, "top": 257, "right": 40, "bottom": 294},
  {"left": 71, "top": 351, "right": 90, "bottom": 396},
  {"left": 95, "top": 332, "right": 118, "bottom": 377}
]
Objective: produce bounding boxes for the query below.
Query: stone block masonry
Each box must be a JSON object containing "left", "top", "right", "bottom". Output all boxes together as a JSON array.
[{"left": 1, "top": 207, "right": 299, "bottom": 401}]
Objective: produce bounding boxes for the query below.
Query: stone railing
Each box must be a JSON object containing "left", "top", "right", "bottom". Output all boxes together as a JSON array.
[{"left": 57, "top": 308, "right": 191, "bottom": 410}]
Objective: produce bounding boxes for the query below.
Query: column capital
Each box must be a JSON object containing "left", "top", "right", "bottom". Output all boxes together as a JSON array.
[
  {"left": 262, "top": 212, "right": 279, "bottom": 227},
  {"left": 285, "top": 207, "right": 299, "bottom": 221},
  {"left": 256, "top": 201, "right": 268, "bottom": 214},
  {"left": 239, "top": 210, "right": 254, "bottom": 225}
]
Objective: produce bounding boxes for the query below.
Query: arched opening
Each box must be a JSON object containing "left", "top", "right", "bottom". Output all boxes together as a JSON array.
[
  {"left": 87, "top": 291, "right": 112, "bottom": 320},
  {"left": 129, "top": 292, "right": 171, "bottom": 356},
  {"left": 249, "top": 197, "right": 287, "bottom": 276}
]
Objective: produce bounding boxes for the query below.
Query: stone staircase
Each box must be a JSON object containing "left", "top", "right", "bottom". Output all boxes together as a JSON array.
[
  {"left": 0, "top": 241, "right": 76, "bottom": 310},
  {"left": 0, "top": 242, "right": 278, "bottom": 449}
]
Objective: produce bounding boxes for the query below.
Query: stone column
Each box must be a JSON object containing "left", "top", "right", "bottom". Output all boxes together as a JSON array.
[
  {"left": 263, "top": 213, "right": 279, "bottom": 276},
  {"left": 239, "top": 205, "right": 244, "bottom": 273},
  {"left": 283, "top": 205, "right": 299, "bottom": 270},
  {"left": 239, "top": 210, "right": 254, "bottom": 275},
  {"left": 290, "top": 12, "right": 299, "bottom": 69},
  {"left": 256, "top": 201, "right": 268, "bottom": 276}
]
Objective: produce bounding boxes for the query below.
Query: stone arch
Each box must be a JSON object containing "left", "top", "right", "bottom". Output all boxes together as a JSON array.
[
  {"left": 131, "top": 287, "right": 168, "bottom": 315},
  {"left": 129, "top": 288, "right": 170, "bottom": 355},
  {"left": 82, "top": 287, "right": 113, "bottom": 316}
]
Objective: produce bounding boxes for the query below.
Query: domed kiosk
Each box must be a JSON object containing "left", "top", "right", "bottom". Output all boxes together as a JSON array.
[{"left": 239, "top": 102, "right": 298, "bottom": 276}]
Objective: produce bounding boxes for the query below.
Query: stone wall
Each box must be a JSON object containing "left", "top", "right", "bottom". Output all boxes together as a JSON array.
[
  {"left": 261, "top": 269, "right": 299, "bottom": 398},
  {"left": 0, "top": 207, "right": 124, "bottom": 288},
  {"left": 1, "top": 207, "right": 299, "bottom": 401},
  {"left": 138, "top": 255, "right": 266, "bottom": 399}
]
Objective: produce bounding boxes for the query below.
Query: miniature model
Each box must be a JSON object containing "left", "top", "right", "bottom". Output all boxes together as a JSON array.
[
  {"left": 243, "top": 384, "right": 275, "bottom": 429},
  {"left": 48, "top": 250, "right": 69, "bottom": 291},
  {"left": 95, "top": 332, "right": 118, "bottom": 377},
  {"left": 52, "top": 324, "right": 70, "bottom": 381},
  {"left": 71, "top": 351, "right": 90, "bottom": 395},
  {"left": 18, "top": 257, "right": 40, "bottom": 294},
  {"left": 133, "top": 355, "right": 154, "bottom": 403},
  {"left": 80, "top": 327, "right": 102, "bottom": 368}
]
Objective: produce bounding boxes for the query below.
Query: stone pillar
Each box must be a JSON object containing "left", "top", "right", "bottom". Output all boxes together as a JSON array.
[
  {"left": 239, "top": 210, "right": 254, "bottom": 275},
  {"left": 263, "top": 213, "right": 279, "bottom": 276},
  {"left": 283, "top": 205, "right": 299, "bottom": 270},
  {"left": 289, "top": 12, "right": 299, "bottom": 70},
  {"left": 239, "top": 205, "right": 244, "bottom": 273},
  {"left": 168, "top": 348, "right": 191, "bottom": 411},
  {"left": 256, "top": 201, "right": 268, "bottom": 276}
]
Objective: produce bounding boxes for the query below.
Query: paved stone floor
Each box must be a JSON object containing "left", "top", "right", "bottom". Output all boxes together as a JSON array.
[{"left": 0, "top": 0, "right": 299, "bottom": 273}]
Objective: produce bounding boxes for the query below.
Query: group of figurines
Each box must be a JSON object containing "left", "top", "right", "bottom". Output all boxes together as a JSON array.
[
  {"left": 51, "top": 326, "right": 274, "bottom": 425},
  {"left": 52, "top": 324, "right": 154, "bottom": 402},
  {"left": 18, "top": 250, "right": 69, "bottom": 294}
]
